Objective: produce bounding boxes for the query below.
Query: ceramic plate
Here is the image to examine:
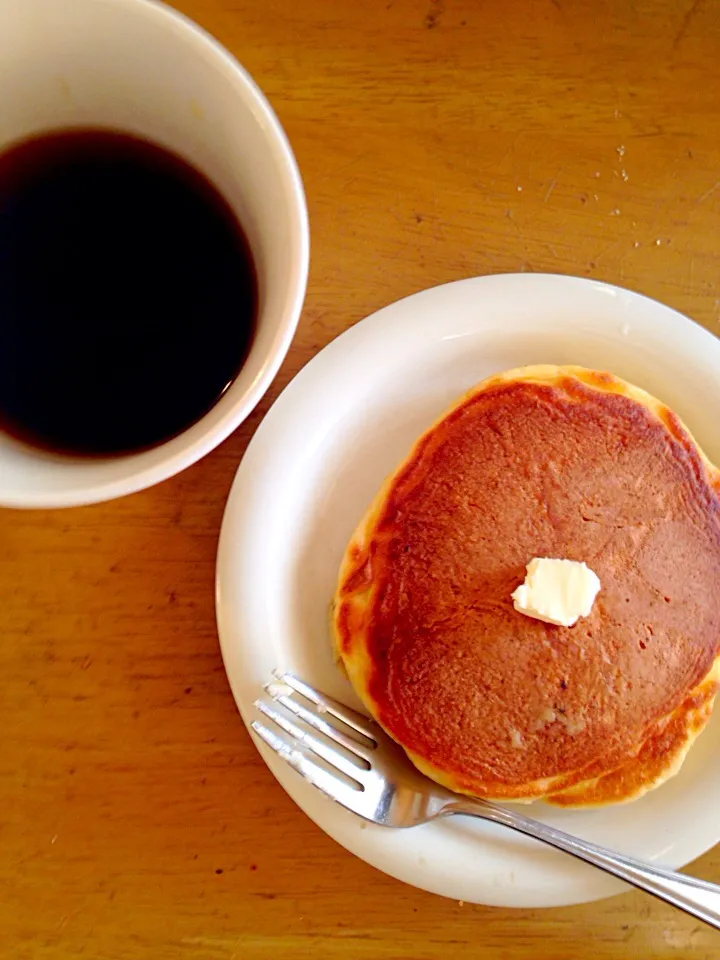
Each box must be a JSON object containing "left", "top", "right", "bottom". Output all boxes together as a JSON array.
[{"left": 216, "top": 273, "right": 720, "bottom": 907}]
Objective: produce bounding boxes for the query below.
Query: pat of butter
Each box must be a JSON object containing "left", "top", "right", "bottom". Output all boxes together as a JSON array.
[{"left": 511, "top": 558, "right": 601, "bottom": 627}]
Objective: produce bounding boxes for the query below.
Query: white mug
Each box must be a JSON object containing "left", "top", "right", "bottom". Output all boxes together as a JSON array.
[{"left": 0, "top": 0, "right": 309, "bottom": 508}]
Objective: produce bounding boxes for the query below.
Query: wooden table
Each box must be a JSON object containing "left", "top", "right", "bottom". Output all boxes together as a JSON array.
[{"left": 3, "top": 0, "right": 720, "bottom": 957}]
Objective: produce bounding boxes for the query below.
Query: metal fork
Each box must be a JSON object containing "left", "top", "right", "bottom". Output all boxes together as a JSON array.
[{"left": 253, "top": 673, "right": 720, "bottom": 928}]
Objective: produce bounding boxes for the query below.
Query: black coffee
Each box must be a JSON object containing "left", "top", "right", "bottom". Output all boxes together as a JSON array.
[{"left": 0, "top": 128, "right": 257, "bottom": 456}]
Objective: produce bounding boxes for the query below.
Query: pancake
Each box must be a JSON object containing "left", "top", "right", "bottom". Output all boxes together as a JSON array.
[{"left": 332, "top": 365, "right": 720, "bottom": 806}]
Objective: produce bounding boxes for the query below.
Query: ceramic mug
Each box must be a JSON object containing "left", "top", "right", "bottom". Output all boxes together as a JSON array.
[{"left": 0, "top": 0, "right": 309, "bottom": 508}]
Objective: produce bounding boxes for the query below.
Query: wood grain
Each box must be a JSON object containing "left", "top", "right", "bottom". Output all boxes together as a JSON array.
[{"left": 2, "top": 0, "right": 720, "bottom": 957}]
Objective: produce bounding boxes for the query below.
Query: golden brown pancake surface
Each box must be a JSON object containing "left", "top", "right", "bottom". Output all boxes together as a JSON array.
[{"left": 333, "top": 366, "right": 720, "bottom": 805}]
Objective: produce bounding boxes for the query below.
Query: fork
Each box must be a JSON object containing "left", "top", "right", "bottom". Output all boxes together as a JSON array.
[{"left": 253, "top": 673, "right": 720, "bottom": 928}]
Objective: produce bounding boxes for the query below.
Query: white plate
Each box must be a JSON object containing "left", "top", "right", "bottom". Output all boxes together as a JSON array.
[{"left": 216, "top": 273, "right": 720, "bottom": 908}]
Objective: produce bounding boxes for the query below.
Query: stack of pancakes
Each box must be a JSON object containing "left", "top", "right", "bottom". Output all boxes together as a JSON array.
[{"left": 333, "top": 366, "right": 720, "bottom": 806}]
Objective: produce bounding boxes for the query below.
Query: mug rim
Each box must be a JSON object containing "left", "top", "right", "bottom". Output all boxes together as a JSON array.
[{"left": 0, "top": 0, "right": 310, "bottom": 509}]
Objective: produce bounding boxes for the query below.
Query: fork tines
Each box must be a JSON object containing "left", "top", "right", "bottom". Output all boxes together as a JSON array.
[{"left": 252, "top": 673, "right": 377, "bottom": 808}]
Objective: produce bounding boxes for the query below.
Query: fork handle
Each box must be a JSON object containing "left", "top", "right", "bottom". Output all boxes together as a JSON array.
[{"left": 449, "top": 799, "right": 720, "bottom": 929}]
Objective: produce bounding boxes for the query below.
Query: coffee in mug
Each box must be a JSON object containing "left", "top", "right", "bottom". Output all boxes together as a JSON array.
[{"left": 0, "top": 128, "right": 258, "bottom": 456}]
